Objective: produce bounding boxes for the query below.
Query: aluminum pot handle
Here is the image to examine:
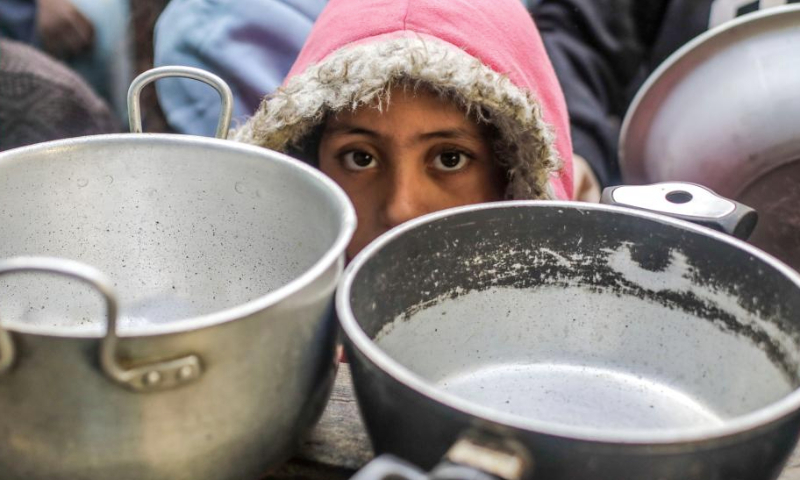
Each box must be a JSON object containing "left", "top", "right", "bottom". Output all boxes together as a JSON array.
[
  {"left": 0, "top": 257, "right": 202, "bottom": 392},
  {"left": 127, "top": 66, "right": 234, "bottom": 139},
  {"left": 0, "top": 304, "right": 13, "bottom": 375},
  {"left": 601, "top": 182, "right": 758, "bottom": 240}
]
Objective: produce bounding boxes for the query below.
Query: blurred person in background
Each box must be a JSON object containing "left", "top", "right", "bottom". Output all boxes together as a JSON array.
[
  {"left": 154, "top": 0, "right": 326, "bottom": 138},
  {"left": 530, "top": 0, "right": 799, "bottom": 191},
  {"left": 0, "top": 0, "right": 133, "bottom": 121},
  {"left": 0, "top": 37, "right": 119, "bottom": 151},
  {"left": 1, "top": 0, "right": 92, "bottom": 53},
  {"left": 35, "top": 0, "right": 94, "bottom": 58},
  {"left": 0, "top": 0, "right": 37, "bottom": 43}
]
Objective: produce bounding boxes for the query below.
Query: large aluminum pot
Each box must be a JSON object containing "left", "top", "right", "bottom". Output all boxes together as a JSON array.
[
  {"left": 0, "top": 67, "right": 357, "bottom": 479},
  {"left": 339, "top": 185, "right": 800, "bottom": 480},
  {"left": 619, "top": 5, "right": 800, "bottom": 272}
]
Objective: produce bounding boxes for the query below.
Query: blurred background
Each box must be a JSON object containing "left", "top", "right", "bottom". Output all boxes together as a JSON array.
[{"left": 0, "top": 0, "right": 172, "bottom": 150}]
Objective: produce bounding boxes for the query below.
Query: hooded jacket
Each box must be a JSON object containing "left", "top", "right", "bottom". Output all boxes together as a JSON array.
[{"left": 234, "top": 0, "right": 574, "bottom": 200}]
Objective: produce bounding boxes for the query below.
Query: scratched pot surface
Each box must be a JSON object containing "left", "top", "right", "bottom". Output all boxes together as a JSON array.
[
  {"left": 0, "top": 136, "right": 344, "bottom": 334},
  {"left": 348, "top": 204, "right": 800, "bottom": 433},
  {"left": 376, "top": 283, "right": 788, "bottom": 431}
]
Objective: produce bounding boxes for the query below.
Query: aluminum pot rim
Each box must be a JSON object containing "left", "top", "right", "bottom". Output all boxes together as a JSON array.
[
  {"left": 618, "top": 4, "right": 800, "bottom": 182},
  {"left": 337, "top": 200, "right": 800, "bottom": 445},
  {"left": 0, "top": 133, "right": 357, "bottom": 338}
]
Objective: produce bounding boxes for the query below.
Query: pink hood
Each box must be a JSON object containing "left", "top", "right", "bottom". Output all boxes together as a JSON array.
[{"left": 236, "top": 0, "right": 574, "bottom": 200}]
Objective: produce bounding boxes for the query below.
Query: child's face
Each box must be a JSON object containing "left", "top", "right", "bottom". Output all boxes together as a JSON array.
[{"left": 319, "top": 87, "right": 506, "bottom": 259}]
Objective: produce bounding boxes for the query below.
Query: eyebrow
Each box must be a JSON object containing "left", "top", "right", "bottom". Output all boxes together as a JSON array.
[
  {"left": 324, "top": 123, "right": 481, "bottom": 142},
  {"left": 416, "top": 128, "right": 480, "bottom": 142},
  {"left": 323, "top": 125, "right": 382, "bottom": 138}
]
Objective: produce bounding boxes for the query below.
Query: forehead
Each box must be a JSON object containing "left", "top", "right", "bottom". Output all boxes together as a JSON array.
[{"left": 328, "top": 86, "right": 479, "bottom": 131}]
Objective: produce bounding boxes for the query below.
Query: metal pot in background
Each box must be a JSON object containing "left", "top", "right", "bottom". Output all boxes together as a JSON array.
[
  {"left": 339, "top": 184, "right": 800, "bottom": 480},
  {"left": 0, "top": 67, "right": 357, "bottom": 480},
  {"left": 619, "top": 5, "right": 800, "bottom": 273}
]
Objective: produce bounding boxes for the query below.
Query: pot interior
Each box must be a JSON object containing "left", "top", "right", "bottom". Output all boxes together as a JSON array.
[
  {"left": 0, "top": 135, "right": 352, "bottom": 335},
  {"left": 737, "top": 159, "right": 800, "bottom": 273},
  {"left": 346, "top": 203, "right": 800, "bottom": 433}
]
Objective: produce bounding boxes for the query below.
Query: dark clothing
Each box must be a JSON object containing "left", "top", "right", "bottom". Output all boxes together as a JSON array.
[
  {"left": 0, "top": 0, "right": 36, "bottom": 42},
  {"left": 531, "top": 0, "right": 798, "bottom": 186},
  {"left": 0, "top": 39, "right": 119, "bottom": 151}
]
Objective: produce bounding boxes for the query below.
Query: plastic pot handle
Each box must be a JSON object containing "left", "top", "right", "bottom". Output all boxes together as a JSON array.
[
  {"left": 127, "top": 66, "right": 234, "bottom": 139},
  {"left": 348, "top": 455, "right": 430, "bottom": 480},
  {"left": 601, "top": 182, "right": 758, "bottom": 240},
  {"left": 350, "top": 436, "right": 530, "bottom": 480},
  {"left": 349, "top": 455, "right": 504, "bottom": 480},
  {"left": 0, "top": 257, "right": 202, "bottom": 392}
]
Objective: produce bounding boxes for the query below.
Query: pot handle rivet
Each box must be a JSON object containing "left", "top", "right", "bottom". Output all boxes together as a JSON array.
[
  {"left": 144, "top": 371, "right": 162, "bottom": 386},
  {"left": 0, "top": 257, "right": 204, "bottom": 392},
  {"left": 178, "top": 365, "right": 195, "bottom": 381},
  {"left": 127, "top": 66, "right": 234, "bottom": 140}
]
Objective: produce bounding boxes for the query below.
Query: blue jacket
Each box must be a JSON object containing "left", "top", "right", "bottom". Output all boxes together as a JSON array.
[
  {"left": 154, "top": 0, "right": 326, "bottom": 137},
  {"left": 0, "top": 0, "right": 36, "bottom": 42}
]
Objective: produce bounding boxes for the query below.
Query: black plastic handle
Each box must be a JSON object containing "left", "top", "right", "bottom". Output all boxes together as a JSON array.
[
  {"left": 349, "top": 455, "right": 503, "bottom": 480},
  {"left": 601, "top": 182, "right": 758, "bottom": 240}
]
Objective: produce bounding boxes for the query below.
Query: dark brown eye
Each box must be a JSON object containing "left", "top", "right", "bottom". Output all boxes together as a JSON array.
[
  {"left": 433, "top": 151, "right": 468, "bottom": 171},
  {"left": 342, "top": 151, "right": 377, "bottom": 170}
]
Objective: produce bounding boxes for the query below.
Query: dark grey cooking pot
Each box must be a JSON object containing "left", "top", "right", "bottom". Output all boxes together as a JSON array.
[
  {"left": 0, "top": 67, "right": 357, "bottom": 480},
  {"left": 339, "top": 184, "right": 800, "bottom": 480}
]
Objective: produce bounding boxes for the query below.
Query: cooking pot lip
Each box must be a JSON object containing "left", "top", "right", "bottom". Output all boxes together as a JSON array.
[
  {"left": 337, "top": 200, "right": 800, "bottom": 445},
  {"left": 618, "top": 4, "right": 800, "bottom": 181},
  {"left": 1, "top": 133, "right": 357, "bottom": 338}
]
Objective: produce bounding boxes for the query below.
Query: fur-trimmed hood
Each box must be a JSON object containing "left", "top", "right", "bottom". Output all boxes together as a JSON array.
[{"left": 234, "top": 0, "right": 573, "bottom": 200}]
